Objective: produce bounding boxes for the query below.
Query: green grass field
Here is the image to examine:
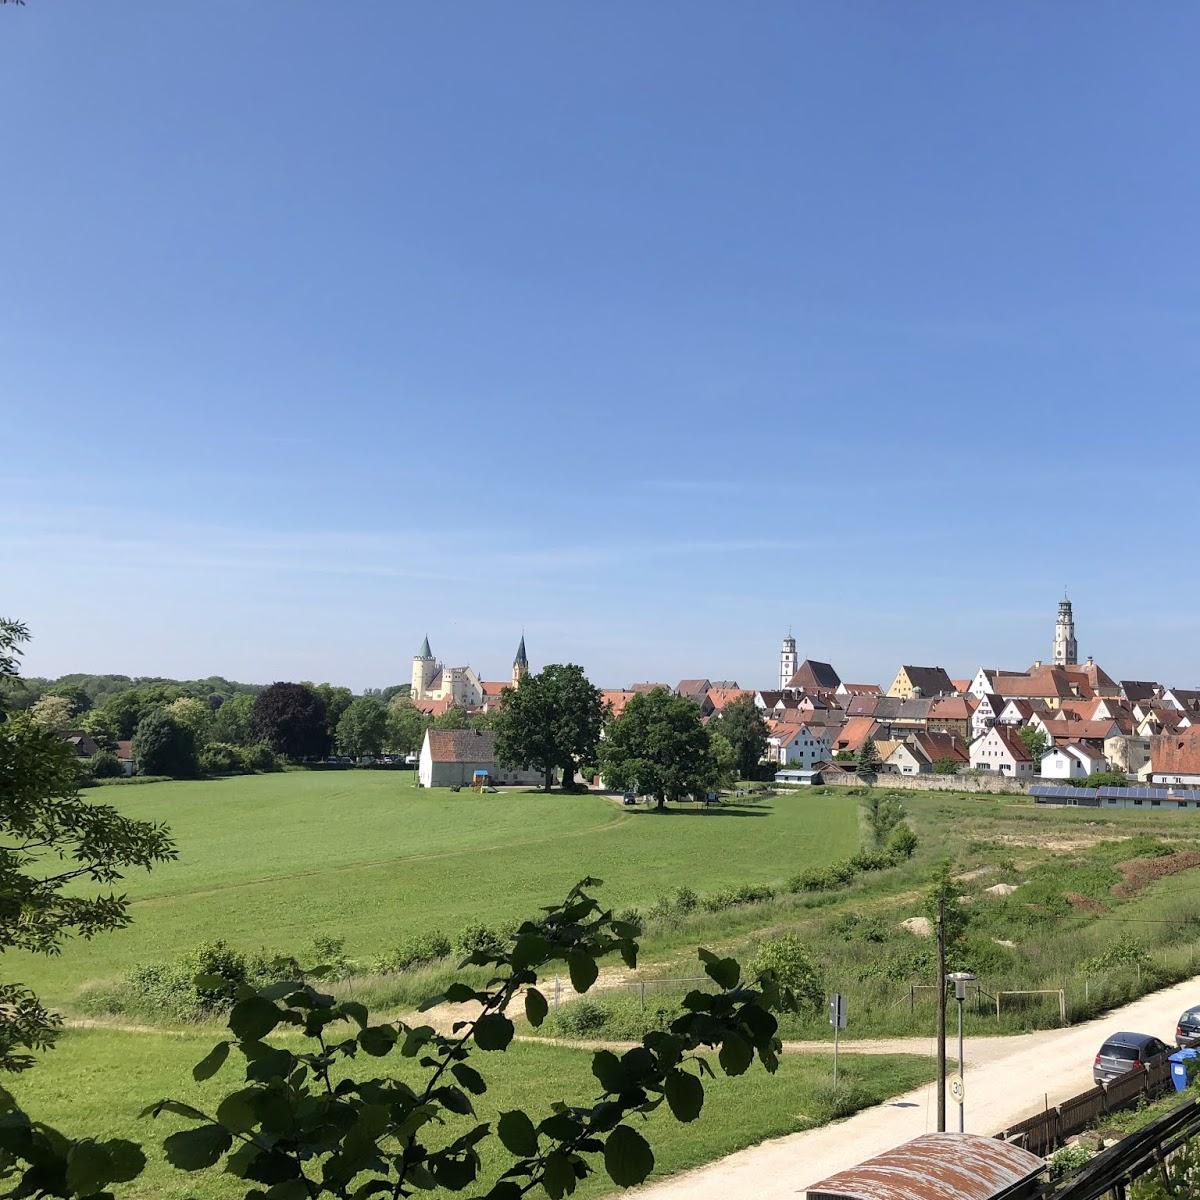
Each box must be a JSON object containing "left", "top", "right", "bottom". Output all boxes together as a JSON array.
[
  {"left": 10, "top": 1026, "right": 933, "bottom": 1200},
  {"left": 18, "top": 771, "right": 860, "bottom": 1009}
]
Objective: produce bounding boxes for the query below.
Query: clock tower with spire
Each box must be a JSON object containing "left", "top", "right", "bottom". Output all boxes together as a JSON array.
[{"left": 1053, "top": 593, "right": 1078, "bottom": 667}]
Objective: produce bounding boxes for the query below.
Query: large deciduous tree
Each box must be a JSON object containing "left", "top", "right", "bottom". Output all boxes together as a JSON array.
[
  {"left": 28, "top": 694, "right": 75, "bottom": 731},
  {"left": 385, "top": 697, "right": 429, "bottom": 754},
  {"left": 250, "top": 682, "right": 330, "bottom": 760},
  {"left": 0, "top": 712, "right": 176, "bottom": 1071},
  {"left": 132, "top": 711, "right": 199, "bottom": 778},
  {"left": 336, "top": 697, "right": 388, "bottom": 758},
  {"left": 712, "top": 694, "right": 768, "bottom": 780},
  {"left": 210, "top": 692, "right": 254, "bottom": 746},
  {"left": 310, "top": 682, "right": 354, "bottom": 744},
  {"left": 495, "top": 664, "right": 605, "bottom": 792},
  {"left": 599, "top": 688, "right": 717, "bottom": 810},
  {"left": 1017, "top": 725, "right": 1048, "bottom": 764}
]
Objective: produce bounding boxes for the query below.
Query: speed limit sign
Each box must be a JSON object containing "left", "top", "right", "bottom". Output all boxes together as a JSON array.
[{"left": 948, "top": 1073, "right": 965, "bottom": 1105}]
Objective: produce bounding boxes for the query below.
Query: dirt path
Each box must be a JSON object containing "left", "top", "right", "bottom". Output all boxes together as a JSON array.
[{"left": 630, "top": 972, "right": 1200, "bottom": 1200}]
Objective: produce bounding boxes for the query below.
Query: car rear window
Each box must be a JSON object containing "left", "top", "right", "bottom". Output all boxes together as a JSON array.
[{"left": 1101, "top": 1043, "right": 1141, "bottom": 1060}]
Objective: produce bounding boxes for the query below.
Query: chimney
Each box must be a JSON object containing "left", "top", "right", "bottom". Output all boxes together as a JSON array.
[
  {"left": 1087, "top": 655, "right": 1094, "bottom": 666},
  {"left": 1033, "top": 660, "right": 1043, "bottom": 669}
]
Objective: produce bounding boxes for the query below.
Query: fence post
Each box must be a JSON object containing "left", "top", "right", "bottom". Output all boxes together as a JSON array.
[
  {"left": 1059, "top": 990, "right": 1066, "bottom": 1026},
  {"left": 554, "top": 975, "right": 560, "bottom": 1010},
  {"left": 640, "top": 981, "right": 646, "bottom": 1011},
  {"left": 1085, "top": 978, "right": 1089, "bottom": 1003},
  {"left": 996, "top": 993, "right": 1001, "bottom": 1021},
  {"left": 910, "top": 985, "right": 914, "bottom": 1014}
]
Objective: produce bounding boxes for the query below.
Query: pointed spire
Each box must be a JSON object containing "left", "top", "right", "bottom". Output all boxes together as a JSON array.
[
  {"left": 417, "top": 635, "right": 432, "bottom": 658},
  {"left": 514, "top": 634, "right": 528, "bottom": 669}
]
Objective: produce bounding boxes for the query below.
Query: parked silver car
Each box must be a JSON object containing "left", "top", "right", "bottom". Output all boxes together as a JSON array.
[{"left": 1092, "top": 1031, "right": 1171, "bottom": 1084}]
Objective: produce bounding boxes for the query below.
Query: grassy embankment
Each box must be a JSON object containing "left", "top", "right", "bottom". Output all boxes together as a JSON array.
[{"left": 13, "top": 1026, "right": 933, "bottom": 1200}]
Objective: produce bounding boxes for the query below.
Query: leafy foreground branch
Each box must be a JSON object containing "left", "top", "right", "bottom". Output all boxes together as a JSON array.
[{"left": 2, "top": 880, "right": 789, "bottom": 1199}]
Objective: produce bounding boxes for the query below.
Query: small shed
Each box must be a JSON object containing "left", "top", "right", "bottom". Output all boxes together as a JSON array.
[
  {"left": 775, "top": 768, "right": 823, "bottom": 786},
  {"left": 806, "top": 1133, "right": 1045, "bottom": 1200}
]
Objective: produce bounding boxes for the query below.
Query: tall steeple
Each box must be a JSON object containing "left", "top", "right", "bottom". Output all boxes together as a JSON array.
[
  {"left": 780, "top": 630, "right": 797, "bottom": 690},
  {"left": 1053, "top": 593, "right": 1078, "bottom": 667},
  {"left": 512, "top": 634, "right": 529, "bottom": 688},
  {"left": 412, "top": 635, "right": 435, "bottom": 699}
]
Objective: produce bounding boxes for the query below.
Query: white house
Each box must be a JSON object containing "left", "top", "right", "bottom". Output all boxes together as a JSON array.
[
  {"left": 417, "top": 729, "right": 543, "bottom": 789},
  {"left": 970, "top": 693, "right": 1003, "bottom": 741},
  {"left": 969, "top": 725, "right": 1035, "bottom": 778},
  {"left": 766, "top": 722, "right": 831, "bottom": 768},
  {"left": 1040, "top": 743, "right": 1108, "bottom": 780}
]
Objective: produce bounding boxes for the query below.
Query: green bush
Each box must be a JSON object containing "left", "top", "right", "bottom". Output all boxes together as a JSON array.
[
  {"left": 198, "top": 742, "right": 245, "bottom": 776},
  {"left": 888, "top": 823, "right": 919, "bottom": 859},
  {"left": 848, "top": 848, "right": 897, "bottom": 873},
  {"left": 1049, "top": 1145, "right": 1093, "bottom": 1182},
  {"left": 238, "top": 741, "right": 282, "bottom": 772},
  {"left": 179, "top": 939, "right": 249, "bottom": 1004},
  {"left": 549, "top": 999, "right": 609, "bottom": 1036},
  {"left": 453, "top": 922, "right": 517, "bottom": 958},
  {"left": 375, "top": 930, "right": 453, "bottom": 973},
  {"left": 88, "top": 749, "right": 123, "bottom": 779},
  {"left": 701, "top": 883, "right": 776, "bottom": 912},
  {"left": 750, "top": 934, "right": 823, "bottom": 1013},
  {"left": 308, "top": 935, "right": 353, "bottom": 978}
]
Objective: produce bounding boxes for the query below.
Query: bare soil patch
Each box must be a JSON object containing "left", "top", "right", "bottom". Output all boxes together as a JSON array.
[
  {"left": 1066, "top": 892, "right": 1112, "bottom": 914},
  {"left": 1112, "top": 851, "right": 1200, "bottom": 898}
]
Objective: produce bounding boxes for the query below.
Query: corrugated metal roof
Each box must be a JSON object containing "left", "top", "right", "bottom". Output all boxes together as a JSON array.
[{"left": 806, "top": 1133, "right": 1045, "bottom": 1200}]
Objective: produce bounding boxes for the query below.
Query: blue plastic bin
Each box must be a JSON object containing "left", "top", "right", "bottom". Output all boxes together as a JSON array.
[{"left": 1169, "top": 1048, "right": 1198, "bottom": 1092}]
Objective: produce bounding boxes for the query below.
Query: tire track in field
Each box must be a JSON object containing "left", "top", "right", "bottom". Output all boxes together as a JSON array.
[{"left": 125, "top": 809, "right": 636, "bottom": 909}]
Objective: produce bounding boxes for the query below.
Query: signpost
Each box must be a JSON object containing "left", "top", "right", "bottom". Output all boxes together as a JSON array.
[{"left": 829, "top": 992, "right": 847, "bottom": 1085}]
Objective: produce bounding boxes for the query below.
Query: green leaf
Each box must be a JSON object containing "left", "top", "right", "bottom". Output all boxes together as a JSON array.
[
  {"left": 192, "top": 1041, "right": 230, "bottom": 1082},
  {"left": 604, "top": 1124, "right": 654, "bottom": 1187},
  {"left": 66, "top": 1141, "right": 112, "bottom": 1195},
  {"left": 497, "top": 1110, "right": 538, "bottom": 1157},
  {"left": 265, "top": 1181, "right": 312, "bottom": 1200},
  {"left": 105, "top": 1139, "right": 147, "bottom": 1183},
  {"left": 229, "top": 996, "right": 281, "bottom": 1042},
  {"left": 216, "top": 1089, "right": 260, "bottom": 1133},
  {"left": 433, "top": 1085, "right": 474, "bottom": 1116},
  {"left": 339, "top": 1001, "right": 369, "bottom": 1029},
  {"left": 163, "top": 1124, "right": 233, "bottom": 1171},
  {"left": 591, "top": 1050, "right": 625, "bottom": 1093},
  {"left": 718, "top": 1032, "right": 752, "bottom": 1076},
  {"left": 567, "top": 953, "right": 599, "bottom": 994},
  {"left": 511, "top": 934, "right": 551, "bottom": 970},
  {"left": 664, "top": 1070, "right": 704, "bottom": 1122},
  {"left": 698, "top": 949, "right": 740, "bottom": 990},
  {"left": 193, "top": 973, "right": 226, "bottom": 991},
  {"left": 474, "top": 1013, "right": 514, "bottom": 1051},
  {"left": 451, "top": 1062, "right": 487, "bottom": 1095},
  {"left": 358, "top": 1025, "right": 397, "bottom": 1057},
  {"left": 524, "top": 987, "right": 549, "bottom": 1028},
  {"left": 542, "top": 1150, "right": 574, "bottom": 1199}
]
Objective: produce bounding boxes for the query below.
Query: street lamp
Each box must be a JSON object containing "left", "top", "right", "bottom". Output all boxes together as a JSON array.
[{"left": 947, "top": 971, "right": 976, "bottom": 1132}]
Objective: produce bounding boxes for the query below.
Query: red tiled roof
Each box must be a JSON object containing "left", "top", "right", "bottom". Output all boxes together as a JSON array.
[
  {"left": 601, "top": 690, "right": 636, "bottom": 719},
  {"left": 707, "top": 688, "right": 752, "bottom": 712},
  {"left": 1152, "top": 728, "right": 1200, "bottom": 776},
  {"left": 425, "top": 729, "right": 496, "bottom": 763}
]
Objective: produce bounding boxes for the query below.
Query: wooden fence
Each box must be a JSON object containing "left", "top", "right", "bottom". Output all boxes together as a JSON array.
[{"left": 997, "top": 1059, "right": 1172, "bottom": 1156}]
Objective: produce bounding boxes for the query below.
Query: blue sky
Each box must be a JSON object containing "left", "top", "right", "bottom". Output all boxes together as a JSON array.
[{"left": 4, "top": 3, "right": 1198, "bottom": 691}]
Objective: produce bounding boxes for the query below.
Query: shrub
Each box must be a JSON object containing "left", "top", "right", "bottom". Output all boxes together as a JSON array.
[
  {"left": 848, "top": 848, "right": 897, "bottom": 873},
  {"left": 199, "top": 742, "right": 244, "bottom": 776},
  {"left": 1049, "top": 1145, "right": 1093, "bottom": 1182},
  {"left": 453, "top": 922, "right": 516, "bottom": 958},
  {"left": 789, "top": 866, "right": 841, "bottom": 893},
  {"left": 888, "top": 823, "right": 919, "bottom": 859},
  {"left": 750, "top": 934, "right": 824, "bottom": 1013},
  {"left": 179, "top": 939, "right": 249, "bottom": 1004},
  {"left": 375, "top": 931, "right": 453, "bottom": 974},
  {"left": 700, "top": 883, "right": 775, "bottom": 912},
  {"left": 239, "top": 741, "right": 282, "bottom": 772},
  {"left": 550, "top": 999, "right": 609, "bottom": 1036},
  {"left": 308, "top": 935, "right": 353, "bottom": 978},
  {"left": 615, "top": 908, "right": 643, "bottom": 933},
  {"left": 88, "top": 749, "right": 122, "bottom": 779},
  {"left": 672, "top": 886, "right": 700, "bottom": 914}
]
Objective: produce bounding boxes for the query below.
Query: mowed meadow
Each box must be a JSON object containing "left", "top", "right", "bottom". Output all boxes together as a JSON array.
[{"left": 18, "top": 771, "right": 860, "bottom": 1009}]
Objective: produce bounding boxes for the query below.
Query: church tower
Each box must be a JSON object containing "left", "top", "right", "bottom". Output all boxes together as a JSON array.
[
  {"left": 412, "top": 635, "right": 436, "bottom": 700},
  {"left": 512, "top": 634, "right": 529, "bottom": 689},
  {"left": 780, "top": 631, "right": 797, "bottom": 690},
  {"left": 1053, "top": 595, "right": 1078, "bottom": 667}
]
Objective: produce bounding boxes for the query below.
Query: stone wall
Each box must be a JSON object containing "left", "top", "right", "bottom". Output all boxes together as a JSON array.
[{"left": 819, "top": 771, "right": 1031, "bottom": 796}]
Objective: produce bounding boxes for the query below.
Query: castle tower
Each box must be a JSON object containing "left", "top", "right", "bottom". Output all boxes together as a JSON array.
[
  {"left": 412, "top": 635, "right": 436, "bottom": 700},
  {"left": 1053, "top": 594, "right": 1078, "bottom": 667},
  {"left": 512, "top": 634, "right": 529, "bottom": 689},
  {"left": 780, "top": 631, "right": 797, "bottom": 690}
]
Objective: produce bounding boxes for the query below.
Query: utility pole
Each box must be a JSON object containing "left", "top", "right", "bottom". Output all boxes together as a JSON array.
[{"left": 936, "top": 893, "right": 947, "bottom": 1133}]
